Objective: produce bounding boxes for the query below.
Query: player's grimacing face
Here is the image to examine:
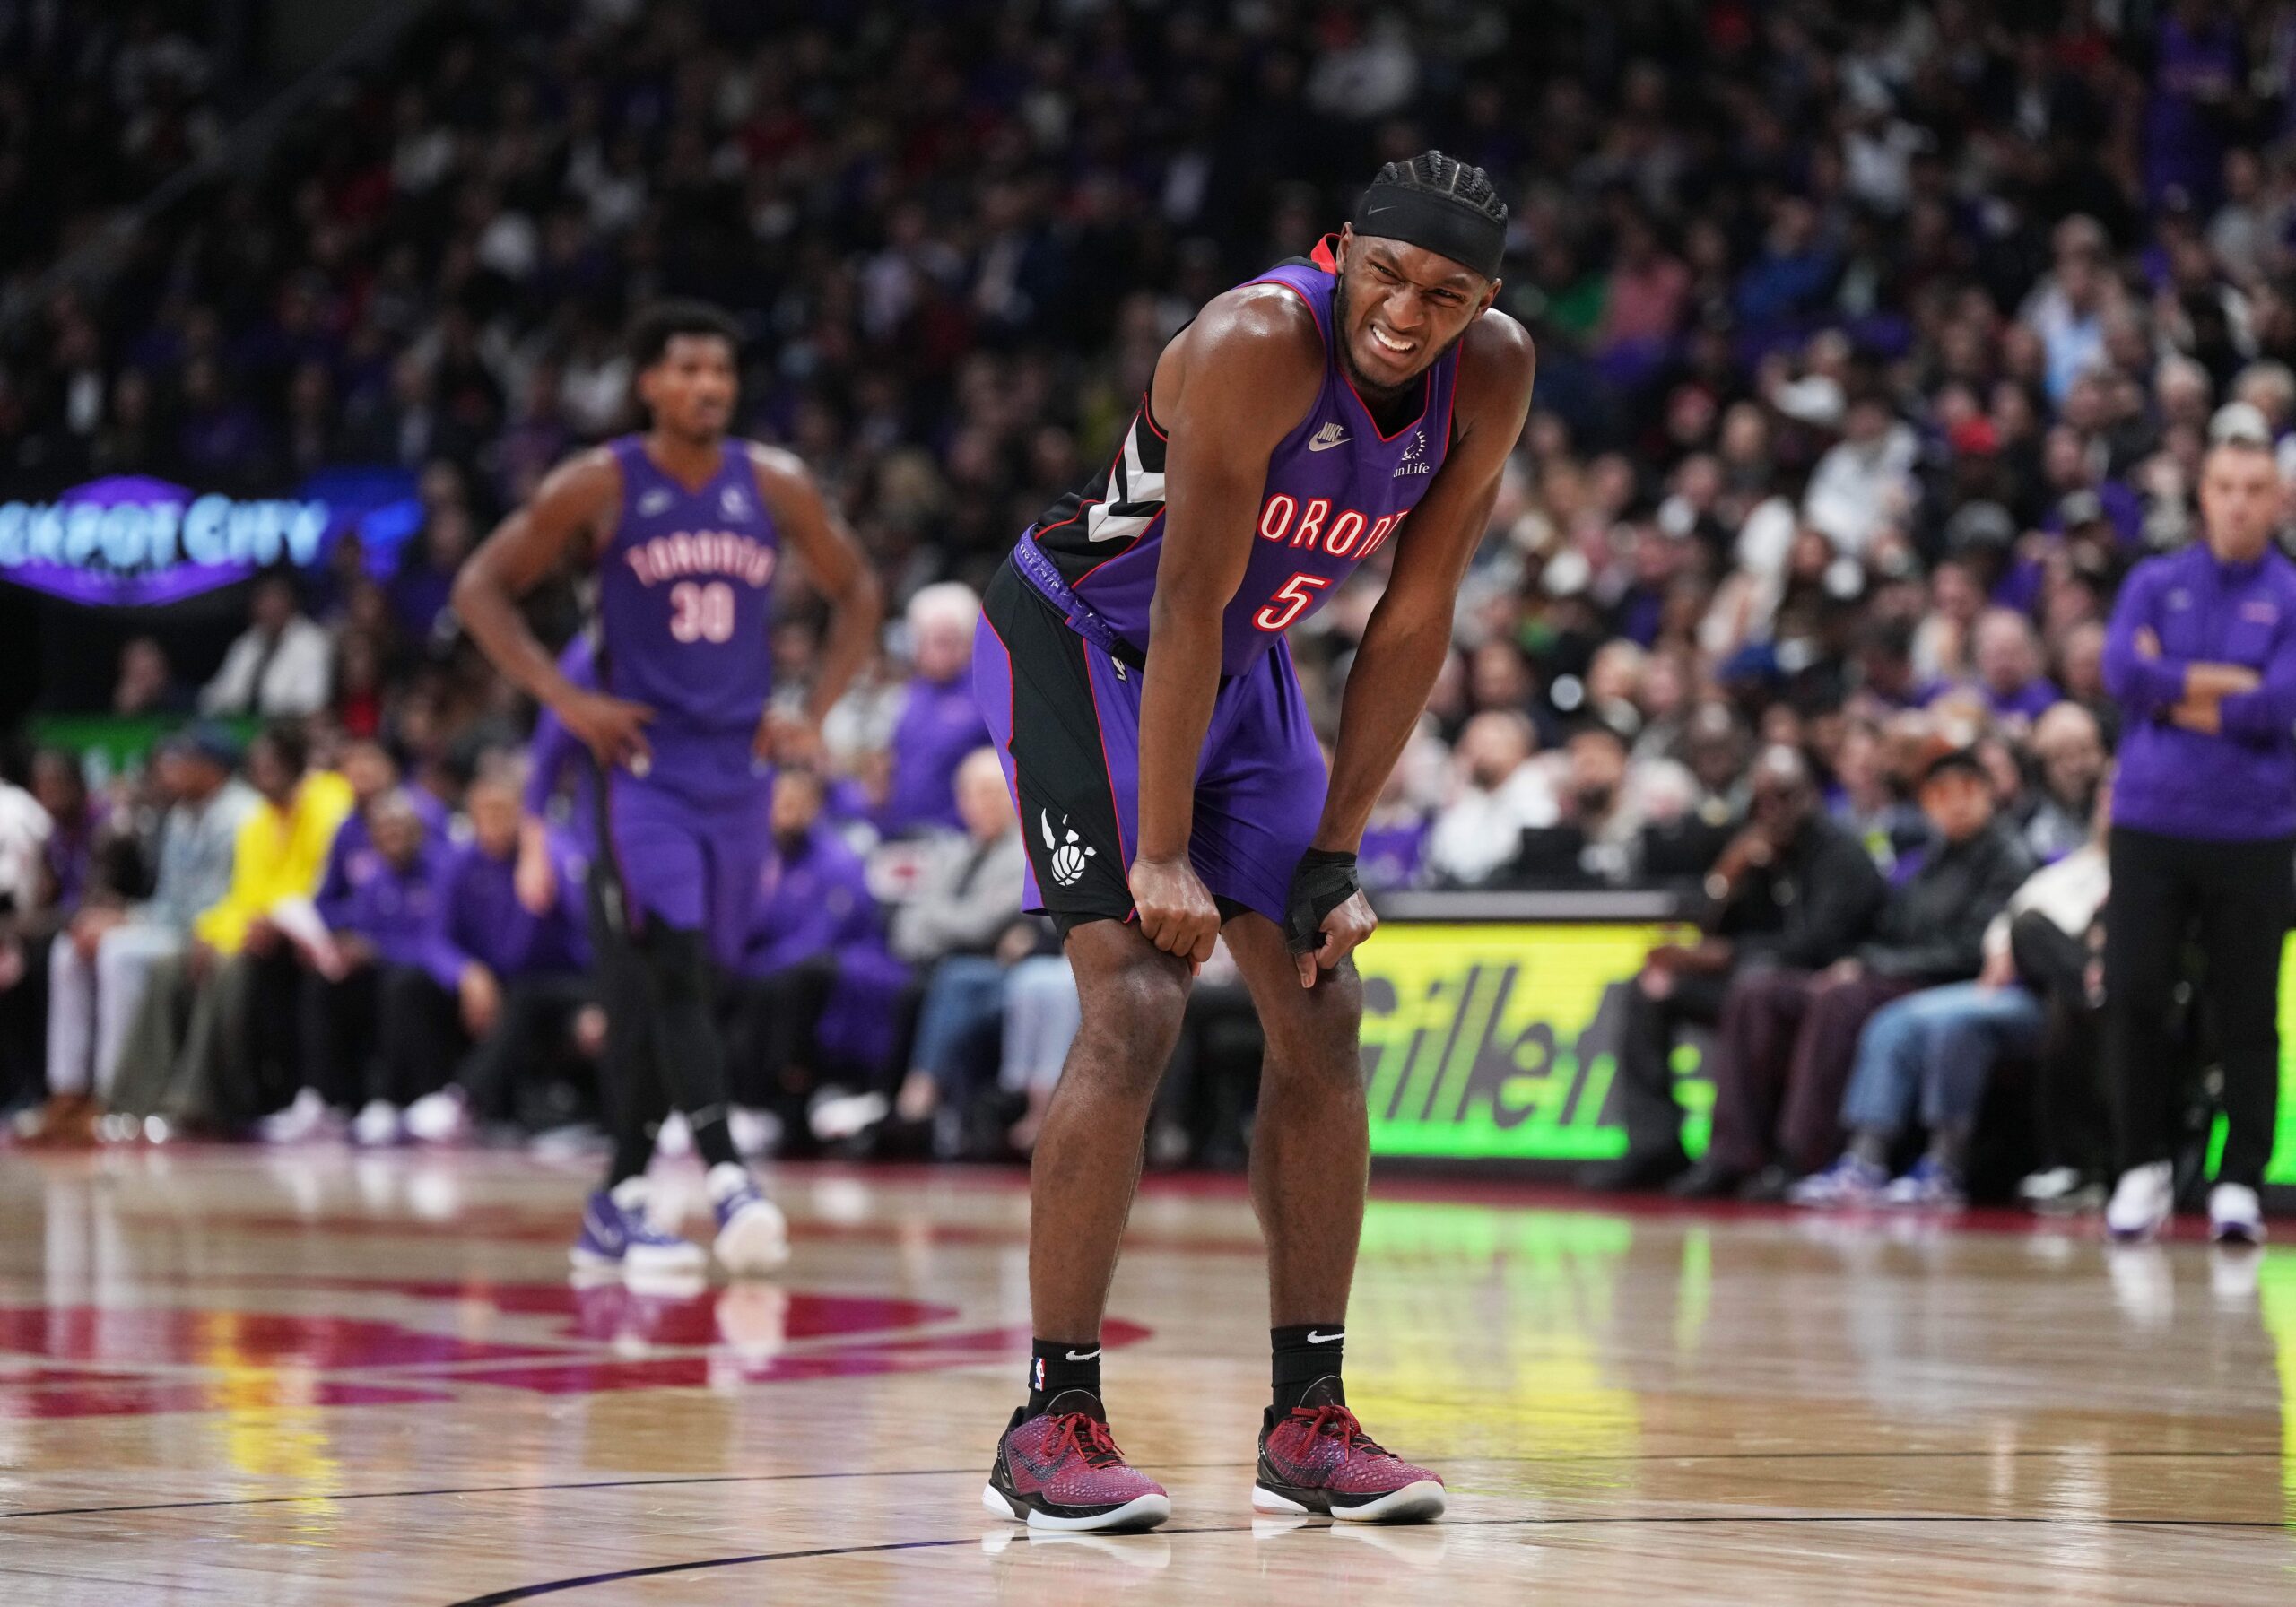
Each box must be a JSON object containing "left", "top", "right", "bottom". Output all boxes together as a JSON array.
[
  {"left": 639, "top": 334, "right": 737, "bottom": 439},
  {"left": 1334, "top": 226, "right": 1495, "bottom": 392}
]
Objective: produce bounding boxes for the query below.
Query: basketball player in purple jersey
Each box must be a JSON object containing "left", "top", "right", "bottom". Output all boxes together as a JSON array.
[
  {"left": 456, "top": 302, "right": 882, "bottom": 1280},
  {"left": 977, "top": 154, "right": 1534, "bottom": 1531}
]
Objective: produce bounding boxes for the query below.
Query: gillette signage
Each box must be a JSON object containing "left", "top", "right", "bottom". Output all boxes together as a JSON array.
[{"left": 0, "top": 470, "right": 417, "bottom": 608}]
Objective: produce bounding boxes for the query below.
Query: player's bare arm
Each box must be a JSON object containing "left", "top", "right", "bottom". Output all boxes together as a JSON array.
[
  {"left": 1131, "top": 287, "right": 1325, "bottom": 965},
  {"left": 453, "top": 449, "right": 657, "bottom": 768},
  {"left": 749, "top": 443, "right": 883, "bottom": 761},
  {"left": 1299, "top": 310, "right": 1535, "bottom": 986}
]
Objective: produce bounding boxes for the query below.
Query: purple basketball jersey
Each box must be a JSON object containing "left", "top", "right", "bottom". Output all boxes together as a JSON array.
[
  {"left": 1023, "top": 257, "right": 1460, "bottom": 675},
  {"left": 597, "top": 435, "right": 779, "bottom": 737}
]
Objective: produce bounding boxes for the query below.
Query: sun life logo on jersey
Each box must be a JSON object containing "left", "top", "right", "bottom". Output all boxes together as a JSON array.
[
  {"left": 720, "top": 483, "right": 751, "bottom": 520},
  {"left": 637, "top": 488, "right": 674, "bottom": 517},
  {"left": 1041, "top": 810, "right": 1097, "bottom": 887},
  {"left": 1394, "top": 430, "right": 1430, "bottom": 477}
]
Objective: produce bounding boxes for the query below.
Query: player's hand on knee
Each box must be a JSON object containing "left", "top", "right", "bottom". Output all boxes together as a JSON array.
[
  {"left": 560, "top": 688, "right": 655, "bottom": 771},
  {"left": 1130, "top": 855, "right": 1219, "bottom": 967},
  {"left": 1286, "top": 849, "right": 1370, "bottom": 988},
  {"left": 1296, "top": 890, "right": 1376, "bottom": 988}
]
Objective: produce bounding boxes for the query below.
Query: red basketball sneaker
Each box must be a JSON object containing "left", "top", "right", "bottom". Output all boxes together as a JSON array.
[
  {"left": 983, "top": 1391, "right": 1171, "bottom": 1532},
  {"left": 1252, "top": 1379, "right": 1446, "bottom": 1523}
]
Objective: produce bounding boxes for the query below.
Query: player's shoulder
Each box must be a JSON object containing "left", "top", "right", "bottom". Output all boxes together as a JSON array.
[
  {"left": 539, "top": 443, "right": 623, "bottom": 506},
  {"left": 741, "top": 439, "right": 810, "bottom": 482},
  {"left": 1166, "top": 282, "right": 1325, "bottom": 422},
  {"left": 1460, "top": 308, "right": 1535, "bottom": 396},
  {"left": 1185, "top": 280, "right": 1326, "bottom": 367},
  {"left": 740, "top": 439, "right": 828, "bottom": 514}
]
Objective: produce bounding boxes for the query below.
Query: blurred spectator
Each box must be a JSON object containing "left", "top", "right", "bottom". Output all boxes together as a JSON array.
[
  {"left": 1793, "top": 783, "right": 2113, "bottom": 1210},
  {"left": 2023, "top": 703, "right": 2109, "bottom": 862},
  {"left": 1587, "top": 747, "right": 1884, "bottom": 1192},
  {"left": 877, "top": 584, "right": 990, "bottom": 838},
  {"left": 304, "top": 789, "right": 456, "bottom": 1147},
  {"left": 883, "top": 749, "right": 1027, "bottom": 1151},
  {"left": 112, "top": 637, "right": 192, "bottom": 717},
  {"left": 1426, "top": 712, "right": 1556, "bottom": 888},
  {"left": 30, "top": 730, "right": 250, "bottom": 1145},
  {"left": 1678, "top": 743, "right": 2033, "bottom": 1201},
  {"left": 405, "top": 764, "right": 596, "bottom": 1143},
  {"left": 726, "top": 768, "right": 891, "bottom": 1154},
  {"left": 1944, "top": 609, "right": 2061, "bottom": 725},
  {"left": 199, "top": 575, "right": 333, "bottom": 718},
  {"left": 1804, "top": 394, "right": 1918, "bottom": 557},
  {"left": 110, "top": 725, "right": 352, "bottom": 1131},
  {"left": 0, "top": 761, "right": 52, "bottom": 1113}
]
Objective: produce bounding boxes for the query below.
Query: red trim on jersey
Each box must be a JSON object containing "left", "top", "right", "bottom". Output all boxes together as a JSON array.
[
  {"left": 1309, "top": 235, "right": 1340, "bottom": 274},
  {"left": 1340, "top": 361, "right": 1431, "bottom": 444},
  {"left": 1139, "top": 391, "right": 1168, "bottom": 442}
]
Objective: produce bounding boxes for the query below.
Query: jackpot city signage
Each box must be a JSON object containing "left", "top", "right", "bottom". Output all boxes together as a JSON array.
[{"left": 0, "top": 468, "right": 421, "bottom": 608}]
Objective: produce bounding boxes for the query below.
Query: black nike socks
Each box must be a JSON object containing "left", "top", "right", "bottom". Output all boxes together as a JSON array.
[
  {"left": 1026, "top": 1336, "right": 1102, "bottom": 1417},
  {"left": 1272, "top": 1322, "right": 1344, "bottom": 1416}
]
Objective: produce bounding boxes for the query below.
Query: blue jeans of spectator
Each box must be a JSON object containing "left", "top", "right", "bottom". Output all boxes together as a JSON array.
[
  {"left": 1840, "top": 981, "right": 2046, "bottom": 1139},
  {"left": 1000, "top": 955, "right": 1079, "bottom": 1095},
  {"left": 911, "top": 956, "right": 1008, "bottom": 1093}
]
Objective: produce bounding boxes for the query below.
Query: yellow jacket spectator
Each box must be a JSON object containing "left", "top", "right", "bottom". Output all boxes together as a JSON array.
[{"left": 194, "top": 728, "right": 352, "bottom": 955}]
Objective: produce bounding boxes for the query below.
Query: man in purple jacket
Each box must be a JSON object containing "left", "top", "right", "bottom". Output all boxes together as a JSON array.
[
  {"left": 876, "top": 583, "right": 990, "bottom": 838},
  {"left": 403, "top": 765, "right": 595, "bottom": 1144},
  {"left": 2099, "top": 421, "right": 2296, "bottom": 1245},
  {"left": 308, "top": 788, "right": 457, "bottom": 1146},
  {"left": 726, "top": 768, "right": 894, "bottom": 1151}
]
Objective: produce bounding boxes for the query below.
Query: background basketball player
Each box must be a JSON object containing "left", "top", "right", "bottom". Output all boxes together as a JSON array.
[{"left": 455, "top": 301, "right": 882, "bottom": 1280}]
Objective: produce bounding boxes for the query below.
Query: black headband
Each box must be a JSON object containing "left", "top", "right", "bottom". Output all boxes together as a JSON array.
[{"left": 1351, "top": 180, "right": 1507, "bottom": 281}]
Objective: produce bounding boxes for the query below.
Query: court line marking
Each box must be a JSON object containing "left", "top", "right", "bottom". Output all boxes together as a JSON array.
[
  {"left": 2, "top": 1448, "right": 2282, "bottom": 1522},
  {"left": 446, "top": 1514, "right": 2296, "bottom": 1605}
]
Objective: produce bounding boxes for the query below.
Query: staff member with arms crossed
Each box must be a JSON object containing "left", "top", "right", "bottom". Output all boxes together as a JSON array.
[{"left": 2100, "top": 408, "right": 2296, "bottom": 1243}]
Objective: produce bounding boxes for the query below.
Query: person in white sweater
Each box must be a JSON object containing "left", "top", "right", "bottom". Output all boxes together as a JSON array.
[
  {"left": 1424, "top": 710, "right": 1557, "bottom": 887},
  {"left": 1792, "top": 782, "right": 2112, "bottom": 1210}
]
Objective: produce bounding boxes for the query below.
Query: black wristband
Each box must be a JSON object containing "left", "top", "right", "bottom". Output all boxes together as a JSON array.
[{"left": 1284, "top": 849, "right": 1361, "bottom": 956}]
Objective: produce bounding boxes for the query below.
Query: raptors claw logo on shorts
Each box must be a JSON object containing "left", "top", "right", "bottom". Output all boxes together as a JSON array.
[{"left": 1041, "top": 810, "right": 1097, "bottom": 887}]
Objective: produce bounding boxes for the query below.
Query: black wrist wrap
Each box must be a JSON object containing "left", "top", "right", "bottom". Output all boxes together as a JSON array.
[{"left": 1285, "top": 849, "right": 1361, "bottom": 955}]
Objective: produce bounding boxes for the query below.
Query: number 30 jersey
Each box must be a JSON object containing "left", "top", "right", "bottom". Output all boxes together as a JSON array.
[
  {"left": 1021, "top": 252, "right": 1460, "bottom": 676},
  {"left": 596, "top": 434, "right": 780, "bottom": 740}
]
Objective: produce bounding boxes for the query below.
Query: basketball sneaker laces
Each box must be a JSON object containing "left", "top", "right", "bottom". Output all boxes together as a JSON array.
[
  {"left": 1284, "top": 1401, "right": 1387, "bottom": 1457},
  {"left": 1044, "top": 1411, "right": 1128, "bottom": 1470}
]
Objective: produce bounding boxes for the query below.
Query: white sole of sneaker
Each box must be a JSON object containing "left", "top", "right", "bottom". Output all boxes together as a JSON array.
[
  {"left": 1253, "top": 1480, "right": 1447, "bottom": 1524},
  {"left": 981, "top": 1483, "right": 1170, "bottom": 1532},
  {"left": 625, "top": 1240, "right": 708, "bottom": 1278},
  {"left": 568, "top": 1245, "right": 621, "bottom": 1272},
  {"left": 2213, "top": 1220, "right": 2266, "bottom": 1246},
  {"left": 714, "top": 1212, "right": 790, "bottom": 1276}
]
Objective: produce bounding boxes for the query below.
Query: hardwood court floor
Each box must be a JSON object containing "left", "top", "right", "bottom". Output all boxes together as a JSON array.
[{"left": 1, "top": 1147, "right": 2292, "bottom": 1604}]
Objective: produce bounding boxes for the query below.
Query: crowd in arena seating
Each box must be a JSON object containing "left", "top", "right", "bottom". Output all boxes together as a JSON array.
[{"left": 4, "top": 2, "right": 2296, "bottom": 1199}]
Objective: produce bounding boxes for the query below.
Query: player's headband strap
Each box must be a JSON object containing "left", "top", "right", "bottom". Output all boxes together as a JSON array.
[{"left": 1350, "top": 181, "right": 1507, "bottom": 281}]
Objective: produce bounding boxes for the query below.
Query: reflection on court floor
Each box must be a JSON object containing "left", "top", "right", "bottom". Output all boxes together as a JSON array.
[{"left": 2, "top": 1148, "right": 2292, "bottom": 1604}]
